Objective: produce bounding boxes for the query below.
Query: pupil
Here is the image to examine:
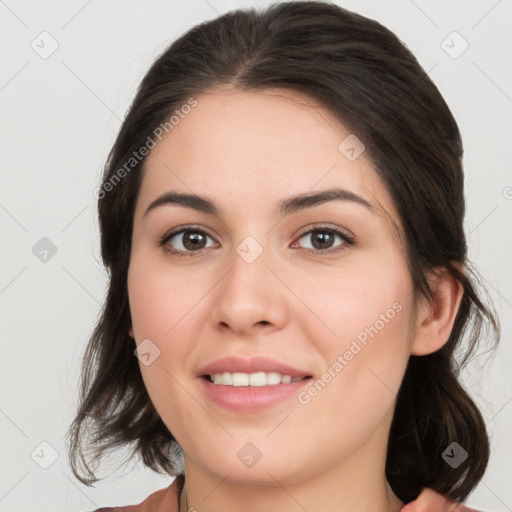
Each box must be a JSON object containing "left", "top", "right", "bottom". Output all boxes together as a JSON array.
[
  {"left": 184, "top": 232, "right": 205, "bottom": 250},
  {"left": 313, "top": 231, "right": 332, "bottom": 249}
]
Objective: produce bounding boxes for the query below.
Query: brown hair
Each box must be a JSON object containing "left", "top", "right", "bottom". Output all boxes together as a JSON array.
[{"left": 66, "top": 1, "right": 500, "bottom": 503}]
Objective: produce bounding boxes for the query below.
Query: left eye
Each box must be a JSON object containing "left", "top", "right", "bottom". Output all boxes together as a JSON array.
[{"left": 294, "top": 227, "right": 354, "bottom": 254}]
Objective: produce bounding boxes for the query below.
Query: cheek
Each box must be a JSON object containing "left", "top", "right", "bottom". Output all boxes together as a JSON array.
[
  {"left": 127, "top": 258, "right": 209, "bottom": 421},
  {"left": 293, "top": 250, "right": 413, "bottom": 349},
  {"left": 293, "top": 295, "right": 412, "bottom": 463},
  {"left": 128, "top": 256, "right": 207, "bottom": 338},
  {"left": 292, "top": 253, "right": 414, "bottom": 408}
]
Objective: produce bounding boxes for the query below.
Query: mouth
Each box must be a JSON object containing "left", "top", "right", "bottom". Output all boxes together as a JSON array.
[
  {"left": 198, "top": 373, "right": 313, "bottom": 412},
  {"left": 201, "top": 372, "right": 313, "bottom": 387},
  {"left": 196, "top": 356, "right": 314, "bottom": 411}
]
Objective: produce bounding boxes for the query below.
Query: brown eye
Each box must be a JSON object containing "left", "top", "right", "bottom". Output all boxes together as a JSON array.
[
  {"left": 295, "top": 226, "right": 354, "bottom": 255},
  {"left": 160, "top": 227, "right": 217, "bottom": 257}
]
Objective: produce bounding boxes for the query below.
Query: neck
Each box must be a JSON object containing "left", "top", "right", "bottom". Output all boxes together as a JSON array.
[
  {"left": 178, "top": 430, "right": 404, "bottom": 512},
  {"left": 180, "top": 469, "right": 403, "bottom": 512}
]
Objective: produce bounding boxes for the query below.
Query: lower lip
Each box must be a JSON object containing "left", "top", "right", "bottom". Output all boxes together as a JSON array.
[{"left": 198, "top": 376, "right": 313, "bottom": 412}]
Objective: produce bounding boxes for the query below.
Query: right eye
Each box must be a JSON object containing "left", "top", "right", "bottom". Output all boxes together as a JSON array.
[{"left": 159, "top": 226, "right": 218, "bottom": 257}]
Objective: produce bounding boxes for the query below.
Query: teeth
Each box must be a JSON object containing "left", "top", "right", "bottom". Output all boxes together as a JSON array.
[{"left": 210, "top": 372, "right": 304, "bottom": 386}]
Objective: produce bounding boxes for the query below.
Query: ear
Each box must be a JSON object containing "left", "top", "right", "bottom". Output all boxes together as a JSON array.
[
  {"left": 129, "top": 326, "right": 134, "bottom": 339},
  {"left": 410, "top": 265, "right": 464, "bottom": 356}
]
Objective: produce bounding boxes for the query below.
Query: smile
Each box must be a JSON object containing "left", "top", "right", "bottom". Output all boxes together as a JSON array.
[{"left": 199, "top": 374, "right": 313, "bottom": 412}]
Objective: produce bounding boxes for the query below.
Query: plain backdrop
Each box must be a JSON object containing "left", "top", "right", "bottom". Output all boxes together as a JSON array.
[{"left": 1, "top": 1, "right": 511, "bottom": 511}]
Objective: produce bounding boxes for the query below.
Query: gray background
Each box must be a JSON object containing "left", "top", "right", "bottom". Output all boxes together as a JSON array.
[{"left": 1, "top": 0, "right": 511, "bottom": 511}]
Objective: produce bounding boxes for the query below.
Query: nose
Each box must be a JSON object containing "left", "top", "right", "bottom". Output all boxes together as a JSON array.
[{"left": 210, "top": 238, "right": 289, "bottom": 337}]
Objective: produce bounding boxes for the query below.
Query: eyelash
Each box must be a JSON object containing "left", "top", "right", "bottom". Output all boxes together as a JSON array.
[{"left": 158, "top": 224, "right": 355, "bottom": 258}]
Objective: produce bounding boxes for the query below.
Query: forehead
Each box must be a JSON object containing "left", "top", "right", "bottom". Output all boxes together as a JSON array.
[{"left": 137, "top": 87, "right": 399, "bottom": 225}]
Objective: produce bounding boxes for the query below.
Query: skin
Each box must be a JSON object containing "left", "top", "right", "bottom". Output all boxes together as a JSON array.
[
  {"left": 127, "top": 87, "right": 463, "bottom": 512},
  {"left": 403, "top": 489, "right": 480, "bottom": 512}
]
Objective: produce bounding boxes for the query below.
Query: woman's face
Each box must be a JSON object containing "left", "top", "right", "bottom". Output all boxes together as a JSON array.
[{"left": 128, "top": 87, "right": 422, "bottom": 486}]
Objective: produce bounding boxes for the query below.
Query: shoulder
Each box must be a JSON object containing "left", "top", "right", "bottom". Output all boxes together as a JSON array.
[
  {"left": 402, "top": 488, "right": 486, "bottom": 512},
  {"left": 90, "top": 475, "right": 184, "bottom": 512}
]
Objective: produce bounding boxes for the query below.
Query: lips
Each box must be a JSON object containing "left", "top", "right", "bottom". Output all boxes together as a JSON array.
[
  {"left": 199, "top": 375, "right": 312, "bottom": 412},
  {"left": 197, "top": 356, "right": 312, "bottom": 380}
]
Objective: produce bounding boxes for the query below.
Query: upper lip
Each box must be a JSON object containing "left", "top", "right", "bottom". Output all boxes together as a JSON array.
[{"left": 197, "top": 356, "right": 312, "bottom": 379}]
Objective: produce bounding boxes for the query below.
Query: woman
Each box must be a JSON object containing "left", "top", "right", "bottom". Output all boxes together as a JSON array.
[{"left": 67, "top": 2, "right": 499, "bottom": 511}]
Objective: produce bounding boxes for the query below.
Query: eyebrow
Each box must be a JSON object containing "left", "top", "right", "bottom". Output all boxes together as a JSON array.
[{"left": 143, "top": 187, "right": 376, "bottom": 219}]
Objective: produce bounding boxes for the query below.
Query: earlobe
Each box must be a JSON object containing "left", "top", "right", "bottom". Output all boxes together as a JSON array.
[
  {"left": 410, "top": 267, "right": 464, "bottom": 356},
  {"left": 129, "top": 326, "right": 134, "bottom": 339}
]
